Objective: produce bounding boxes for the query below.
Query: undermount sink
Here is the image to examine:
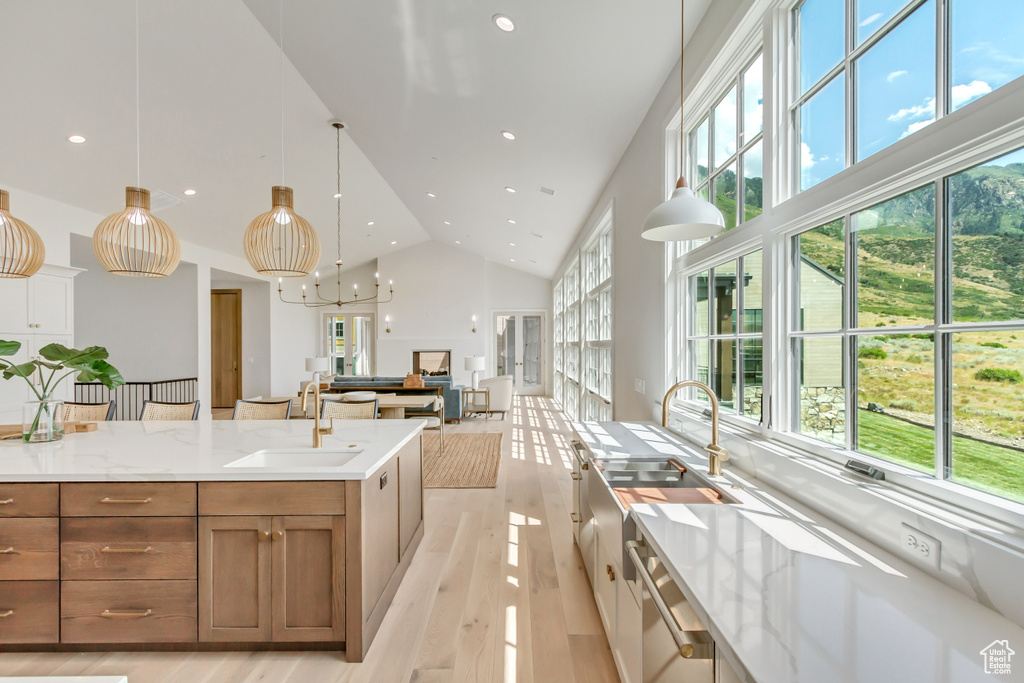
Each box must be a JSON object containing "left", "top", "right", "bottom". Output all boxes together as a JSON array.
[
  {"left": 596, "top": 456, "right": 736, "bottom": 502},
  {"left": 224, "top": 448, "right": 362, "bottom": 471}
]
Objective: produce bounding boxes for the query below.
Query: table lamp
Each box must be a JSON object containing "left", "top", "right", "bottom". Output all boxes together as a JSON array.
[
  {"left": 464, "top": 356, "right": 486, "bottom": 390},
  {"left": 305, "top": 357, "right": 330, "bottom": 384}
]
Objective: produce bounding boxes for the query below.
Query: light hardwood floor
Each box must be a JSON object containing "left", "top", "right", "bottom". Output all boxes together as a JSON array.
[{"left": 0, "top": 396, "right": 620, "bottom": 683}]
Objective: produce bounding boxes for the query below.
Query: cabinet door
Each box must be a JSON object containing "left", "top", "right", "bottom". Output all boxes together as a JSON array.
[
  {"left": 593, "top": 532, "right": 617, "bottom": 642},
  {"left": 198, "top": 515, "right": 271, "bottom": 642},
  {"left": 398, "top": 436, "right": 422, "bottom": 554},
  {"left": 0, "top": 278, "right": 29, "bottom": 332},
  {"left": 28, "top": 273, "right": 73, "bottom": 335},
  {"left": 271, "top": 516, "right": 344, "bottom": 642},
  {"left": 362, "top": 457, "right": 399, "bottom": 616},
  {"left": 616, "top": 572, "right": 642, "bottom": 683}
]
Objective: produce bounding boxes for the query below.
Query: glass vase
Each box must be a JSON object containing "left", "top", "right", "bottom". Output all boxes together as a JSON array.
[{"left": 22, "top": 399, "right": 65, "bottom": 443}]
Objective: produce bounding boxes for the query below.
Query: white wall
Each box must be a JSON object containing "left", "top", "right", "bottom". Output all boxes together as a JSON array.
[
  {"left": 376, "top": 241, "right": 551, "bottom": 389},
  {"left": 71, "top": 235, "right": 199, "bottom": 381},
  {"left": 552, "top": 0, "right": 751, "bottom": 420},
  {"left": 211, "top": 270, "right": 271, "bottom": 399}
]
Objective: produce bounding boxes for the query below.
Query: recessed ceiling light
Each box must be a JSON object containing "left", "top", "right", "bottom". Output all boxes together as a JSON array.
[
  {"left": 367, "top": 221, "right": 374, "bottom": 226},
  {"left": 507, "top": 219, "right": 516, "bottom": 224},
  {"left": 183, "top": 189, "right": 196, "bottom": 196},
  {"left": 505, "top": 186, "right": 516, "bottom": 193},
  {"left": 455, "top": 240, "right": 461, "bottom": 244},
  {"left": 493, "top": 14, "right": 515, "bottom": 31},
  {"left": 426, "top": 192, "right": 436, "bottom": 198},
  {"left": 67, "top": 135, "right": 86, "bottom": 144},
  {"left": 501, "top": 130, "right": 516, "bottom": 141},
  {"left": 509, "top": 242, "right": 516, "bottom": 247},
  {"left": 509, "top": 258, "right": 516, "bottom": 262},
  {"left": 443, "top": 221, "right": 451, "bottom": 225},
  {"left": 390, "top": 241, "right": 397, "bottom": 245},
  {"left": 333, "top": 192, "right": 342, "bottom": 199}
]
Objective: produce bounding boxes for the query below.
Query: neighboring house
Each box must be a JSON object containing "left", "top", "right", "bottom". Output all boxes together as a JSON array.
[
  {"left": 798, "top": 256, "right": 844, "bottom": 388},
  {"left": 980, "top": 640, "right": 1015, "bottom": 675}
]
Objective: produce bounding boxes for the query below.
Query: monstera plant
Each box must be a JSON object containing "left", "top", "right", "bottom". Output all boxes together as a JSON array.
[{"left": 0, "top": 340, "right": 124, "bottom": 442}]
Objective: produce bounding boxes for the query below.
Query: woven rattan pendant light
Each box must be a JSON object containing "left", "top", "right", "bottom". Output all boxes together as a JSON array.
[
  {"left": 92, "top": 0, "right": 181, "bottom": 277},
  {"left": 0, "top": 189, "right": 45, "bottom": 278},
  {"left": 243, "top": 0, "right": 319, "bottom": 277}
]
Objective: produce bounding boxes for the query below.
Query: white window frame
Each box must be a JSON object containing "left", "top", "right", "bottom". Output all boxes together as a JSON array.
[
  {"left": 664, "top": 0, "right": 1024, "bottom": 528},
  {"left": 581, "top": 211, "right": 614, "bottom": 420}
]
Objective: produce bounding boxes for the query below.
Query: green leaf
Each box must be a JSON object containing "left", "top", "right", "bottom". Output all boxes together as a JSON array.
[
  {"left": 76, "top": 360, "right": 125, "bottom": 389},
  {"left": 38, "top": 343, "right": 108, "bottom": 366},
  {"left": 2, "top": 362, "right": 37, "bottom": 380},
  {"left": 0, "top": 340, "right": 22, "bottom": 357}
]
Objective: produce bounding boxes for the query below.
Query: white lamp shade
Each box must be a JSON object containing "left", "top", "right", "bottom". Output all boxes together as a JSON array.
[
  {"left": 305, "top": 357, "right": 330, "bottom": 373},
  {"left": 464, "top": 356, "right": 486, "bottom": 372},
  {"left": 641, "top": 186, "right": 725, "bottom": 241}
]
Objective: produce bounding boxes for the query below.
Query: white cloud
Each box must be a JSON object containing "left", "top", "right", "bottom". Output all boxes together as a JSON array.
[
  {"left": 951, "top": 80, "right": 992, "bottom": 109},
  {"left": 888, "top": 98, "right": 936, "bottom": 122},
  {"left": 859, "top": 12, "right": 883, "bottom": 28},
  {"left": 886, "top": 70, "right": 907, "bottom": 83},
  {"left": 801, "top": 142, "right": 816, "bottom": 169},
  {"left": 900, "top": 118, "right": 935, "bottom": 139}
]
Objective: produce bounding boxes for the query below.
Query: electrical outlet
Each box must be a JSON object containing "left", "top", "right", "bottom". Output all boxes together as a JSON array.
[
  {"left": 634, "top": 378, "right": 645, "bottom": 395},
  {"left": 900, "top": 523, "right": 941, "bottom": 570}
]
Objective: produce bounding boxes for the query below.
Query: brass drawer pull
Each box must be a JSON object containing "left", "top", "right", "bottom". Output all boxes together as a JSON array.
[
  {"left": 606, "top": 564, "right": 615, "bottom": 581},
  {"left": 271, "top": 531, "right": 283, "bottom": 541},
  {"left": 100, "top": 497, "right": 153, "bottom": 505},
  {"left": 0, "top": 610, "right": 13, "bottom": 618},
  {"left": 0, "top": 547, "right": 15, "bottom": 555},
  {"left": 258, "top": 531, "right": 271, "bottom": 541},
  {"left": 570, "top": 512, "right": 581, "bottom": 523},
  {"left": 101, "top": 546, "right": 153, "bottom": 554},
  {"left": 581, "top": 462, "right": 589, "bottom": 470},
  {"left": 100, "top": 609, "right": 153, "bottom": 619},
  {"left": 0, "top": 498, "right": 13, "bottom": 505},
  {"left": 570, "top": 472, "right": 581, "bottom": 481}
]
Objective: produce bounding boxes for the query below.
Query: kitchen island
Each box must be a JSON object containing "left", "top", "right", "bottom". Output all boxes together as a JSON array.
[
  {"left": 572, "top": 420, "right": 1024, "bottom": 683},
  {"left": 0, "top": 419, "right": 426, "bottom": 661}
]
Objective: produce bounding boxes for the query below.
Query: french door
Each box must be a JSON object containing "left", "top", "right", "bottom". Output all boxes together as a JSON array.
[
  {"left": 494, "top": 312, "right": 544, "bottom": 395},
  {"left": 323, "top": 313, "right": 375, "bottom": 376}
]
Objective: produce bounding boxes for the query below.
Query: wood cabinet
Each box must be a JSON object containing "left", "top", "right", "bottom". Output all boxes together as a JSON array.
[
  {"left": 61, "top": 579, "right": 198, "bottom": 643},
  {"left": 0, "top": 580, "right": 59, "bottom": 643},
  {"left": 61, "top": 516, "right": 197, "bottom": 580},
  {"left": 198, "top": 502, "right": 346, "bottom": 643}
]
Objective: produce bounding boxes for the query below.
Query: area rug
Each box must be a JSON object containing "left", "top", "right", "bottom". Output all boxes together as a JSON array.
[{"left": 422, "top": 432, "right": 502, "bottom": 488}]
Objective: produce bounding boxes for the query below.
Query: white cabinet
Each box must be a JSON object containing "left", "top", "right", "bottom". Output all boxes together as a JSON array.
[
  {"left": 0, "top": 266, "right": 78, "bottom": 421},
  {"left": 592, "top": 523, "right": 642, "bottom": 683}
]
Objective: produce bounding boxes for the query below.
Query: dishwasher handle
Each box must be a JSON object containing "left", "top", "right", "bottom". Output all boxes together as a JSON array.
[{"left": 626, "top": 540, "right": 712, "bottom": 660}]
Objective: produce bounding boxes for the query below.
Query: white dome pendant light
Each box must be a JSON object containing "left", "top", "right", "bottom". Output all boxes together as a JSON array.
[
  {"left": 642, "top": 0, "right": 725, "bottom": 242},
  {"left": 92, "top": 0, "right": 181, "bottom": 277},
  {"left": 243, "top": 0, "right": 320, "bottom": 277}
]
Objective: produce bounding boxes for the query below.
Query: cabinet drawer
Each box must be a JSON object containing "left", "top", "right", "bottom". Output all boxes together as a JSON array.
[
  {"left": 62, "top": 482, "right": 197, "bottom": 517},
  {"left": 0, "top": 518, "right": 59, "bottom": 580},
  {"left": 61, "top": 579, "right": 198, "bottom": 643},
  {"left": 0, "top": 580, "right": 59, "bottom": 643},
  {"left": 199, "top": 482, "right": 345, "bottom": 516},
  {"left": 62, "top": 517, "right": 197, "bottom": 580},
  {"left": 0, "top": 483, "right": 59, "bottom": 517}
]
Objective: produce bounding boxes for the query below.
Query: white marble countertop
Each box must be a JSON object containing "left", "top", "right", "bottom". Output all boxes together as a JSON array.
[
  {"left": 572, "top": 421, "right": 1024, "bottom": 683},
  {"left": 0, "top": 419, "right": 424, "bottom": 482}
]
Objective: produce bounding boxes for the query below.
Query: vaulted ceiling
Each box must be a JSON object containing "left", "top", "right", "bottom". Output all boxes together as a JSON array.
[{"left": 0, "top": 0, "right": 710, "bottom": 279}]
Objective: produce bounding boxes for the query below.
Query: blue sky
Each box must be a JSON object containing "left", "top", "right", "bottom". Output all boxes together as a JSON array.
[{"left": 799, "top": 0, "right": 1024, "bottom": 190}]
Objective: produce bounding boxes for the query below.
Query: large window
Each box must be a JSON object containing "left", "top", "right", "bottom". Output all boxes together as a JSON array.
[
  {"left": 582, "top": 222, "right": 613, "bottom": 420},
  {"left": 683, "top": 250, "right": 764, "bottom": 419},
  {"left": 689, "top": 53, "right": 764, "bottom": 234},
  {"left": 553, "top": 281, "right": 564, "bottom": 408},
  {"left": 794, "top": 0, "right": 1024, "bottom": 191},
  {"left": 790, "top": 147, "right": 1024, "bottom": 502}
]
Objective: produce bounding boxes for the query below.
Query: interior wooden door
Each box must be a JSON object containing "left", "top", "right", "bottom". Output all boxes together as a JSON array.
[
  {"left": 198, "top": 515, "right": 271, "bottom": 642},
  {"left": 270, "top": 515, "right": 345, "bottom": 642},
  {"left": 211, "top": 289, "right": 242, "bottom": 407}
]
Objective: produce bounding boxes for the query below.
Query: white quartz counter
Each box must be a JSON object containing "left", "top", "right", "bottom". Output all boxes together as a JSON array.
[
  {"left": 573, "top": 421, "right": 1024, "bottom": 683},
  {"left": 0, "top": 419, "right": 425, "bottom": 481}
]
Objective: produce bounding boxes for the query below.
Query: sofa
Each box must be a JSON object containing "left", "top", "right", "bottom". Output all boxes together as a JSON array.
[{"left": 329, "top": 375, "right": 464, "bottom": 422}]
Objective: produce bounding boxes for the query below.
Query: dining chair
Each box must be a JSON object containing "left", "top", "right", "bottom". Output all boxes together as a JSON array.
[
  {"left": 321, "top": 398, "right": 378, "bottom": 420},
  {"left": 63, "top": 400, "right": 116, "bottom": 422},
  {"left": 231, "top": 399, "right": 292, "bottom": 420},
  {"left": 140, "top": 400, "right": 200, "bottom": 421}
]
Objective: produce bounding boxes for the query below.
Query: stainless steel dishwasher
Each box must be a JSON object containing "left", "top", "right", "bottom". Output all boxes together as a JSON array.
[{"left": 626, "top": 538, "right": 714, "bottom": 683}]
